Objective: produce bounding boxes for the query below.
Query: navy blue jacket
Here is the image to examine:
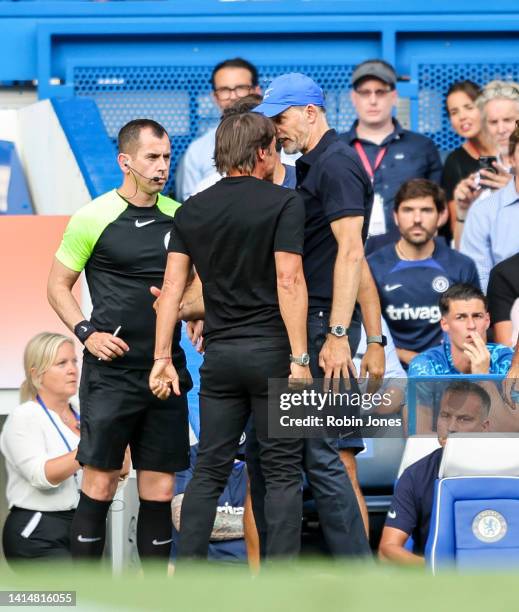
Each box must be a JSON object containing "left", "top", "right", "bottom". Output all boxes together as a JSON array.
[{"left": 342, "top": 119, "right": 442, "bottom": 233}]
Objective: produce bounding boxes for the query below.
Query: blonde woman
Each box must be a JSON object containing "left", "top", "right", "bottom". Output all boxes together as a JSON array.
[{"left": 1, "top": 332, "right": 82, "bottom": 562}]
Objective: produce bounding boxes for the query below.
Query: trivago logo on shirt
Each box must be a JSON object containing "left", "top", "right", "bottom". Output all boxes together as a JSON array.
[
  {"left": 368, "top": 239, "right": 480, "bottom": 353},
  {"left": 386, "top": 303, "right": 441, "bottom": 324}
]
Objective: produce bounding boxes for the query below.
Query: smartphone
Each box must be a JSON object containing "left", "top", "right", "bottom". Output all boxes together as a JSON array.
[{"left": 479, "top": 155, "right": 498, "bottom": 174}]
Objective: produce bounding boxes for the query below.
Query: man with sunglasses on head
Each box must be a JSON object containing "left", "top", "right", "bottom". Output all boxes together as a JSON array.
[
  {"left": 176, "top": 58, "right": 261, "bottom": 202},
  {"left": 342, "top": 59, "right": 443, "bottom": 253}
]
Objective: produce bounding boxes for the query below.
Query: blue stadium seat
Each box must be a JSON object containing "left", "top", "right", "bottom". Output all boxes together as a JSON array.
[
  {"left": 425, "top": 435, "right": 519, "bottom": 572},
  {"left": 426, "top": 477, "right": 519, "bottom": 572}
]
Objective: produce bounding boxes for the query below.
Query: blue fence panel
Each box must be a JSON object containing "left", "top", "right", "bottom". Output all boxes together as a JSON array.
[
  {"left": 72, "top": 60, "right": 365, "bottom": 195},
  {"left": 2, "top": 2, "right": 519, "bottom": 185}
]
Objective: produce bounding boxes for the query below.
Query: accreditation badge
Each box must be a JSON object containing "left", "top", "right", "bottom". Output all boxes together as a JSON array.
[{"left": 368, "top": 193, "right": 386, "bottom": 236}]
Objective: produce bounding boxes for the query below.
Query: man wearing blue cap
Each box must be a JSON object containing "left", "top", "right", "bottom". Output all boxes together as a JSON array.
[{"left": 253, "top": 72, "right": 379, "bottom": 556}]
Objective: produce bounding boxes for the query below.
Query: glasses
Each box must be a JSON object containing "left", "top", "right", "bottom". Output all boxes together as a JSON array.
[
  {"left": 214, "top": 84, "right": 253, "bottom": 101},
  {"left": 354, "top": 87, "right": 393, "bottom": 99}
]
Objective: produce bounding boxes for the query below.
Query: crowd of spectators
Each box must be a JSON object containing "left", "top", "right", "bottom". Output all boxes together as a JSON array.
[
  {"left": 174, "top": 57, "right": 519, "bottom": 564},
  {"left": 3, "top": 55, "right": 519, "bottom": 569}
]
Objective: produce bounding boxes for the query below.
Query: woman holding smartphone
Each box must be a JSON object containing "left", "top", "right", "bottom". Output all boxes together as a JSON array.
[
  {"left": 441, "top": 80, "right": 495, "bottom": 246},
  {"left": 442, "top": 81, "right": 492, "bottom": 201},
  {"left": 452, "top": 80, "right": 518, "bottom": 245}
]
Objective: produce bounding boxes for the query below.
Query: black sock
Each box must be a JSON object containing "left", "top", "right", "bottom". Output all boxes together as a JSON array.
[
  {"left": 137, "top": 498, "right": 173, "bottom": 561},
  {"left": 70, "top": 492, "right": 111, "bottom": 559}
]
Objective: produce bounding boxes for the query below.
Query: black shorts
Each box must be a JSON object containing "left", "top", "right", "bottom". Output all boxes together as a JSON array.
[{"left": 77, "top": 362, "right": 191, "bottom": 473}]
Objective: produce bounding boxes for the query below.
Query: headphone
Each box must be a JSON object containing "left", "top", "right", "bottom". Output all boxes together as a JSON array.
[{"left": 124, "top": 161, "right": 163, "bottom": 183}]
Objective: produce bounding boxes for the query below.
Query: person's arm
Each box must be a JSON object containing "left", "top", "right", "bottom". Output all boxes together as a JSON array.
[
  {"left": 179, "top": 272, "right": 205, "bottom": 321},
  {"left": 275, "top": 251, "right": 312, "bottom": 382},
  {"left": 44, "top": 451, "right": 81, "bottom": 486},
  {"left": 2, "top": 409, "right": 79, "bottom": 489},
  {"left": 150, "top": 273, "right": 205, "bottom": 322},
  {"left": 396, "top": 348, "right": 418, "bottom": 366},
  {"left": 378, "top": 526, "right": 425, "bottom": 565},
  {"left": 379, "top": 467, "right": 424, "bottom": 565},
  {"left": 320, "top": 216, "right": 364, "bottom": 379},
  {"left": 47, "top": 258, "right": 129, "bottom": 361},
  {"left": 494, "top": 321, "right": 514, "bottom": 347},
  {"left": 357, "top": 259, "right": 385, "bottom": 387},
  {"left": 478, "top": 165, "right": 513, "bottom": 192},
  {"left": 459, "top": 198, "right": 493, "bottom": 292},
  {"left": 149, "top": 252, "right": 192, "bottom": 399}
]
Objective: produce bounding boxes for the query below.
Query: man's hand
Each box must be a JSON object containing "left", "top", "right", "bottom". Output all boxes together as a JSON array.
[
  {"left": 149, "top": 359, "right": 181, "bottom": 399},
  {"left": 186, "top": 320, "right": 204, "bottom": 353},
  {"left": 479, "top": 163, "right": 512, "bottom": 191},
  {"left": 453, "top": 173, "right": 481, "bottom": 218},
  {"left": 464, "top": 332, "right": 490, "bottom": 374},
  {"left": 360, "top": 343, "right": 385, "bottom": 393},
  {"left": 319, "top": 335, "right": 357, "bottom": 390},
  {"left": 288, "top": 363, "right": 313, "bottom": 389},
  {"left": 85, "top": 331, "right": 129, "bottom": 361},
  {"left": 150, "top": 285, "right": 161, "bottom": 313}
]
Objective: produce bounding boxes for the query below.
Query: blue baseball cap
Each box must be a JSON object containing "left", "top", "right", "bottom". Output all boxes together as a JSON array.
[{"left": 253, "top": 73, "right": 325, "bottom": 117}]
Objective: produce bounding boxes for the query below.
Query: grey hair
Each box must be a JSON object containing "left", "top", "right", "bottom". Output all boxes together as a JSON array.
[{"left": 476, "top": 80, "right": 519, "bottom": 118}]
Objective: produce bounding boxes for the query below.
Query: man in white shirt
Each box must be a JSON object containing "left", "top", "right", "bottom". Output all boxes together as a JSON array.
[{"left": 175, "top": 58, "right": 261, "bottom": 202}]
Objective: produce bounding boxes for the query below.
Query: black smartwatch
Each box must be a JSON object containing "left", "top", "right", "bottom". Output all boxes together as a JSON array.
[{"left": 366, "top": 334, "right": 387, "bottom": 347}]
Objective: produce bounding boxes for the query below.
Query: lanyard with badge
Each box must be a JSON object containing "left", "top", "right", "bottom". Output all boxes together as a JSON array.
[
  {"left": 36, "top": 394, "right": 80, "bottom": 490},
  {"left": 354, "top": 141, "right": 387, "bottom": 236}
]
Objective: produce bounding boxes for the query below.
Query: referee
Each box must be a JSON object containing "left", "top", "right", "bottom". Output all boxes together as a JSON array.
[
  {"left": 150, "top": 111, "right": 310, "bottom": 560},
  {"left": 47, "top": 119, "right": 191, "bottom": 564}
]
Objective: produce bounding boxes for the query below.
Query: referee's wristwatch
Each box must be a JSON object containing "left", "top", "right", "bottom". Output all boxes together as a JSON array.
[
  {"left": 366, "top": 334, "right": 387, "bottom": 347},
  {"left": 327, "top": 324, "right": 348, "bottom": 338},
  {"left": 290, "top": 353, "right": 310, "bottom": 366}
]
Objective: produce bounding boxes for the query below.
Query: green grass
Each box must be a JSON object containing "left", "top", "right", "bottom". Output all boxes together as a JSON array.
[{"left": 2, "top": 560, "right": 518, "bottom": 612}]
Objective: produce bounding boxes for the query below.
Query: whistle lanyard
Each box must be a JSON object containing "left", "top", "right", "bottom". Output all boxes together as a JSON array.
[
  {"left": 35, "top": 395, "right": 79, "bottom": 453},
  {"left": 354, "top": 141, "right": 387, "bottom": 183}
]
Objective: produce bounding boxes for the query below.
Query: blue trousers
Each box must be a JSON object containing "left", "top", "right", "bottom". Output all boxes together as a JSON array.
[{"left": 246, "top": 310, "right": 370, "bottom": 557}]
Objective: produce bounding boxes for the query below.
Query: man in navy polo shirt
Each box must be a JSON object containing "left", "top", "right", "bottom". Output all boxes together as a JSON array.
[
  {"left": 368, "top": 179, "right": 480, "bottom": 369},
  {"left": 378, "top": 380, "right": 490, "bottom": 565},
  {"left": 253, "top": 73, "right": 381, "bottom": 555},
  {"left": 342, "top": 59, "right": 443, "bottom": 253}
]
